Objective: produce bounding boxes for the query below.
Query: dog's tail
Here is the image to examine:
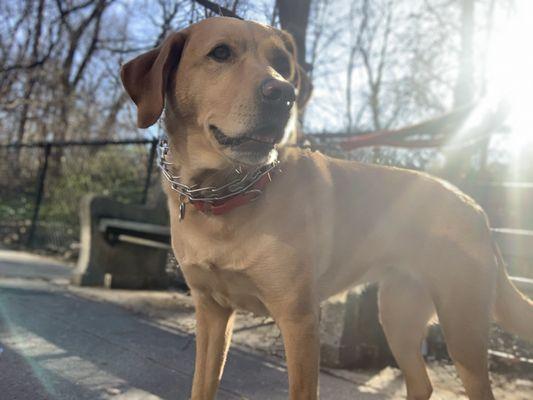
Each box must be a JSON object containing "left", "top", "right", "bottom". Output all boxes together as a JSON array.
[{"left": 492, "top": 240, "right": 533, "bottom": 342}]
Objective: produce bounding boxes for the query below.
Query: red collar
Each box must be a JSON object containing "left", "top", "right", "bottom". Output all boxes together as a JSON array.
[{"left": 191, "top": 171, "right": 274, "bottom": 215}]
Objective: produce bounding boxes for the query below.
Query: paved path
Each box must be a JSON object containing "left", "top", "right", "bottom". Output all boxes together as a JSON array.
[{"left": 0, "top": 251, "right": 381, "bottom": 400}]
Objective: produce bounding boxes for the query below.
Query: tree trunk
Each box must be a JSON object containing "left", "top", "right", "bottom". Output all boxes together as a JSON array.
[
  {"left": 16, "top": 0, "right": 45, "bottom": 144},
  {"left": 276, "top": 0, "right": 312, "bottom": 143},
  {"left": 453, "top": 0, "right": 475, "bottom": 107},
  {"left": 276, "top": 0, "right": 311, "bottom": 71},
  {"left": 445, "top": 0, "right": 476, "bottom": 182}
]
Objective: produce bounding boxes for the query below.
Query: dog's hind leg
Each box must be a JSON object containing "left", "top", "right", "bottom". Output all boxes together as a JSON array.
[
  {"left": 430, "top": 248, "right": 496, "bottom": 400},
  {"left": 379, "top": 271, "right": 435, "bottom": 400},
  {"left": 190, "top": 290, "right": 235, "bottom": 400}
]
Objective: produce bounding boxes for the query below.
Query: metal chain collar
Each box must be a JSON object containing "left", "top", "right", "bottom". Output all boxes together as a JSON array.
[{"left": 157, "top": 138, "right": 280, "bottom": 203}]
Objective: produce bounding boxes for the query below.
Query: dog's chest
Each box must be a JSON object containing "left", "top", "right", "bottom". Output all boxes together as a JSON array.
[
  {"left": 181, "top": 261, "right": 270, "bottom": 316},
  {"left": 169, "top": 207, "right": 285, "bottom": 316}
]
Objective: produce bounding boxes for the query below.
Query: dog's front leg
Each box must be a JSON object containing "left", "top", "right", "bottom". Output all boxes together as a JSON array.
[
  {"left": 271, "top": 297, "right": 320, "bottom": 400},
  {"left": 190, "top": 290, "right": 235, "bottom": 400}
]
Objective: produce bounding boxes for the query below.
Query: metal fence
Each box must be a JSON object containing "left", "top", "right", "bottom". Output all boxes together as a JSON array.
[
  {"left": 2, "top": 137, "right": 533, "bottom": 280},
  {"left": 0, "top": 136, "right": 373, "bottom": 256},
  {"left": 0, "top": 139, "right": 159, "bottom": 255}
]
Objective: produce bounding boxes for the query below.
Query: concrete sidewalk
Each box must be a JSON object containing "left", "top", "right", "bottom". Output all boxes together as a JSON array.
[
  {"left": 0, "top": 251, "right": 382, "bottom": 400},
  {"left": 1, "top": 250, "right": 531, "bottom": 399}
]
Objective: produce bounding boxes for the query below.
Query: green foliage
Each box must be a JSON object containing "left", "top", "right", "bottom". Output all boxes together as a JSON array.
[
  {"left": 0, "top": 144, "right": 152, "bottom": 251},
  {"left": 40, "top": 146, "right": 148, "bottom": 225}
]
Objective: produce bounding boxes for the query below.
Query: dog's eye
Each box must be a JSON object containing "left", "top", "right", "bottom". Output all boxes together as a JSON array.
[
  {"left": 272, "top": 55, "right": 292, "bottom": 78},
  {"left": 209, "top": 44, "right": 231, "bottom": 61}
]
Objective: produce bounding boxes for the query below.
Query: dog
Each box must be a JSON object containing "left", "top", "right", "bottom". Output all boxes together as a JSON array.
[{"left": 121, "top": 17, "right": 533, "bottom": 400}]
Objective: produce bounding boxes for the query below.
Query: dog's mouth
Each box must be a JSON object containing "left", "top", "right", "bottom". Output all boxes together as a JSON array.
[{"left": 210, "top": 125, "right": 283, "bottom": 148}]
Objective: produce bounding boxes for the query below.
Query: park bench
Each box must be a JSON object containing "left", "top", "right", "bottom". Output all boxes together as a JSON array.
[{"left": 71, "top": 191, "right": 173, "bottom": 289}]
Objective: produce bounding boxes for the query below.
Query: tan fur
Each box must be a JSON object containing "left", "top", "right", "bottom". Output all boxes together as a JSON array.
[{"left": 121, "top": 17, "right": 533, "bottom": 400}]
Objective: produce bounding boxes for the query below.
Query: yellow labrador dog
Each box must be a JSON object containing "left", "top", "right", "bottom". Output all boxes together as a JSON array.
[{"left": 121, "top": 17, "right": 533, "bottom": 400}]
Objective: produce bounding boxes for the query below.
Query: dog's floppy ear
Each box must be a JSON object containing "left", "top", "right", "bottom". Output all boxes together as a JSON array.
[
  {"left": 277, "top": 30, "right": 313, "bottom": 111},
  {"left": 120, "top": 31, "right": 187, "bottom": 128}
]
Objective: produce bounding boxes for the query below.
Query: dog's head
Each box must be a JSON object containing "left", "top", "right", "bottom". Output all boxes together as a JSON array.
[{"left": 121, "top": 17, "right": 312, "bottom": 167}]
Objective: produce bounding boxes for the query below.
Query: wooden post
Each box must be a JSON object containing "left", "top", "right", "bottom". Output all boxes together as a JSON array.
[{"left": 141, "top": 139, "right": 158, "bottom": 204}]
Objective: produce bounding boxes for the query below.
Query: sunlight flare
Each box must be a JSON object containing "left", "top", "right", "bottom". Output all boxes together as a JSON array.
[{"left": 486, "top": 1, "right": 533, "bottom": 153}]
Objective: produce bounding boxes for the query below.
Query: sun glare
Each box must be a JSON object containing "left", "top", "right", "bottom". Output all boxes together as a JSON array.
[{"left": 485, "top": 1, "right": 533, "bottom": 155}]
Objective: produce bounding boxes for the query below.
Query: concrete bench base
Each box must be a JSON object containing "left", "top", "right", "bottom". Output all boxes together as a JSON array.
[
  {"left": 320, "top": 284, "right": 394, "bottom": 368},
  {"left": 71, "top": 194, "right": 170, "bottom": 289}
]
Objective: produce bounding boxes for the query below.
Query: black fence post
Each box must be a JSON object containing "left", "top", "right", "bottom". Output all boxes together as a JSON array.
[
  {"left": 141, "top": 138, "right": 158, "bottom": 204},
  {"left": 27, "top": 143, "right": 51, "bottom": 246}
]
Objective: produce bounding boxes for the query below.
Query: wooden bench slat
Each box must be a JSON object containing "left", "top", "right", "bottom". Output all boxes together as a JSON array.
[
  {"left": 491, "top": 227, "right": 533, "bottom": 237},
  {"left": 116, "top": 234, "right": 172, "bottom": 250},
  {"left": 491, "top": 227, "right": 533, "bottom": 258},
  {"left": 98, "top": 218, "right": 170, "bottom": 236},
  {"left": 509, "top": 276, "right": 533, "bottom": 296}
]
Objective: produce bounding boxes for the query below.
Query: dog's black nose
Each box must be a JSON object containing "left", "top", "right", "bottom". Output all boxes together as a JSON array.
[{"left": 260, "top": 78, "right": 295, "bottom": 108}]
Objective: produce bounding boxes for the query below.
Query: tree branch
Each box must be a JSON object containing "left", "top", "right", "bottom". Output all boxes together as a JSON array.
[{"left": 193, "top": 0, "right": 243, "bottom": 19}]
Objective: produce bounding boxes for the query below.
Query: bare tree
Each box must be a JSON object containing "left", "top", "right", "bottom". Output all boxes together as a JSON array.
[{"left": 0, "top": 0, "right": 509, "bottom": 175}]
